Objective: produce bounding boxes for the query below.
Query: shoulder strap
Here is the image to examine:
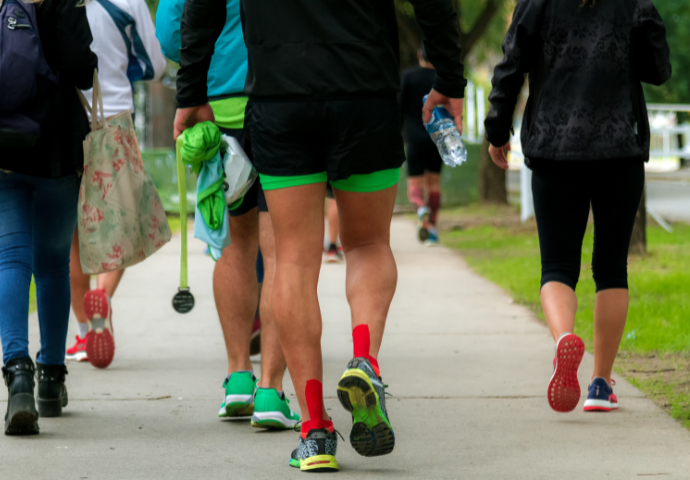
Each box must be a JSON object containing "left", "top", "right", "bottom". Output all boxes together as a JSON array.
[{"left": 75, "top": 69, "right": 105, "bottom": 132}]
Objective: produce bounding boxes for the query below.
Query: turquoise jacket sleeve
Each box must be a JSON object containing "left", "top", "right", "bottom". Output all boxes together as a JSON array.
[{"left": 155, "top": 0, "right": 183, "bottom": 63}]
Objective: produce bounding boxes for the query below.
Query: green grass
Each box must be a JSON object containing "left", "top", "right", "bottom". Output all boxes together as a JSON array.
[{"left": 441, "top": 212, "right": 690, "bottom": 427}]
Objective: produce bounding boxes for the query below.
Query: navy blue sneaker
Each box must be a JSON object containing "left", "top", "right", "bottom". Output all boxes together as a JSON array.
[{"left": 583, "top": 377, "right": 618, "bottom": 412}]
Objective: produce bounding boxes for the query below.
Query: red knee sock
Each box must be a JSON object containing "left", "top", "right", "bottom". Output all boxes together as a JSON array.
[
  {"left": 300, "top": 380, "right": 334, "bottom": 438},
  {"left": 428, "top": 191, "right": 441, "bottom": 225},
  {"left": 408, "top": 186, "right": 425, "bottom": 209},
  {"left": 352, "top": 325, "right": 380, "bottom": 377}
]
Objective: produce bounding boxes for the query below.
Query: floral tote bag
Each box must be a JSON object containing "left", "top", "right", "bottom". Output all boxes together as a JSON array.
[{"left": 76, "top": 70, "right": 171, "bottom": 274}]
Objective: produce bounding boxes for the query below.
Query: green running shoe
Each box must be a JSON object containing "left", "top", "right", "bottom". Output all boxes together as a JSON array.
[
  {"left": 218, "top": 371, "right": 256, "bottom": 418},
  {"left": 251, "top": 388, "right": 301, "bottom": 429},
  {"left": 337, "top": 357, "right": 395, "bottom": 457}
]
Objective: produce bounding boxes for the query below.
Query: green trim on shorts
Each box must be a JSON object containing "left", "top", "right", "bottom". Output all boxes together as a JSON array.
[
  {"left": 259, "top": 172, "right": 328, "bottom": 191},
  {"left": 260, "top": 169, "right": 400, "bottom": 193},
  {"left": 331, "top": 168, "right": 400, "bottom": 193},
  {"left": 209, "top": 97, "right": 248, "bottom": 130}
]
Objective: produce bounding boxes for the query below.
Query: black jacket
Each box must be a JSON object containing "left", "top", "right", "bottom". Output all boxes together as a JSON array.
[
  {"left": 177, "top": 0, "right": 467, "bottom": 107},
  {"left": 485, "top": 0, "right": 671, "bottom": 162},
  {"left": 0, "top": 0, "right": 97, "bottom": 177}
]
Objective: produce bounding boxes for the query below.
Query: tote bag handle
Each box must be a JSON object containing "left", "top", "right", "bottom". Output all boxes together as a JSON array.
[{"left": 75, "top": 69, "right": 105, "bottom": 132}]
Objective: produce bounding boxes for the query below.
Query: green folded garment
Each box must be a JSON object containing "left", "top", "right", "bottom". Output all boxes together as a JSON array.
[{"left": 180, "top": 121, "right": 221, "bottom": 176}]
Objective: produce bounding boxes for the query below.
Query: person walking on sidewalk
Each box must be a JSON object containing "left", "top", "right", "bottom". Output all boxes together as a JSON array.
[
  {"left": 66, "top": 0, "right": 166, "bottom": 369},
  {"left": 400, "top": 48, "right": 443, "bottom": 246},
  {"left": 0, "top": 0, "right": 98, "bottom": 434},
  {"left": 485, "top": 0, "right": 671, "bottom": 413},
  {"left": 176, "top": 0, "right": 466, "bottom": 471},
  {"left": 158, "top": 0, "right": 299, "bottom": 429}
]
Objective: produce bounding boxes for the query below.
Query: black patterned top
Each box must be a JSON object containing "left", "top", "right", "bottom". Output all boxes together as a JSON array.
[{"left": 485, "top": 0, "right": 671, "bottom": 162}]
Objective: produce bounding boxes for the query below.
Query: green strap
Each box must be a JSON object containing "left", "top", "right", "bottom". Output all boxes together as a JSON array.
[{"left": 176, "top": 137, "right": 188, "bottom": 290}]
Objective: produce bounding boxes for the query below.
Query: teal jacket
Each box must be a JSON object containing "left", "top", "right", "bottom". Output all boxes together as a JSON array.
[{"left": 155, "top": 0, "right": 247, "bottom": 99}]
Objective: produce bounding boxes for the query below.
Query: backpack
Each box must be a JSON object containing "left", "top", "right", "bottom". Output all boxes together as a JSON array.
[{"left": 0, "top": 0, "right": 56, "bottom": 148}]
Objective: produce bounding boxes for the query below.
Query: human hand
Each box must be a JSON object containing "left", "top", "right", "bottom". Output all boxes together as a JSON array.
[
  {"left": 173, "top": 103, "right": 216, "bottom": 140},
  {"left": 422, "top": 89, "right": 464, "bottom": 135},
  {"left": 488, "top": 142, "right": 511, "bottom": 170}
]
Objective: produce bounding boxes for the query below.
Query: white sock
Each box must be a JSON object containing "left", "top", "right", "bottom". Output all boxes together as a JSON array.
[
  {"left": 78, "top": 322, "right": 90, "bottom": 339},
  {"left": 554, "top": 332, "right": 572, "bottom": 354}
]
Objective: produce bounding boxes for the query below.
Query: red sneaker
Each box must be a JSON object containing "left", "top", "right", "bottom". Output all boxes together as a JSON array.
[
  {"left": 548, "top": 333, "right": 585, "bottom": 413},
  {"left": 250, "top": 314, "right": 261, "bottom": 356},
  {"left": 66, "top": 335, "right": 88, "bottom": 362},
  {"left": 84, "top": 289, "right": 115, "bottom": 369}
]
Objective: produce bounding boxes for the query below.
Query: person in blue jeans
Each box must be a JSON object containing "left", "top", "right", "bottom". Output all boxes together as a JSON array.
[{"left": 0, "top": 0, "right": 98, "bottom": 435}]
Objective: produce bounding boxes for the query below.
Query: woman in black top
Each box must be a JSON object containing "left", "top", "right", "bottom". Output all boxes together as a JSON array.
[
  {"left": 0, "top": 0, "right": 97, "bottom": 435},
  {"left": 485, "top": 0, "right": 670, "bottom": 413}
]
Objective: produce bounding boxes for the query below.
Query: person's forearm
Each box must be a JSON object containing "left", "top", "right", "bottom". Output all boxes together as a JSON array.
[
  {"left": 409, "top": 0, "right": 467, "bottom": 98},
  {"left": 176, "top": 0, "right": 225, "bottom": 108}
]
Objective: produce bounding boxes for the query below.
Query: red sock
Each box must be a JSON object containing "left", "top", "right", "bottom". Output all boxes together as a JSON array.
[
  {"left": 408, "top": 186, "right": 425, "bottom": 209},
  {"left": 428, "top": 191, "right": 441, "bottom": 225},
  {"left": 352, "top": 325, "right": 380, "bottom": 376},
  {"left": 300, "top": 380, "right": 334, "bottom": 438}
]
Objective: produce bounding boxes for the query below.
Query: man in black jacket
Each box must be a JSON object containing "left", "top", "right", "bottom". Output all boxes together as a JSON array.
[{"left": 174, "top": 0, "right": 466, "bottom": 471}]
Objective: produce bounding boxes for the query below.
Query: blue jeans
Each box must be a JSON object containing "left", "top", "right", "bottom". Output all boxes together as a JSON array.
[{"left": 0, "top": 170, "right": 80, "bottom": 365}]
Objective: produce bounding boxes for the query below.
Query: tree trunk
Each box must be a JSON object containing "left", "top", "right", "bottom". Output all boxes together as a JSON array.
[
  {"left": 628, "top": 185, "right": 647, "bottom": 256},
  {"left": 478, "top": 137, "right": 508, "bottom": 204}
]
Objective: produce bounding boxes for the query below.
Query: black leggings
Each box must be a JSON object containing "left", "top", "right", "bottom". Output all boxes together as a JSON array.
[{"left": 531, "top": 158, "right": 645, "bottom": 292}]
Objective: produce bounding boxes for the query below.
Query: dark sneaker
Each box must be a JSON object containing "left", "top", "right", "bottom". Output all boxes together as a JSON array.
[
  {"left": 584, "top": 377, "right": 618, "bottom": 412},
  {"left": 2, "top": 357, "right": 39, "bottom": 435},
  {"left": 325, "top": 244, "right": 344, "bottom": 263},
  {"left": 289, "top": 428, "right": 339, "bottom": 472},
  {"left": 417, "top": 207, "right": 430, "bottom": 242},
  {"left": 548, "top": 333, "right": 585, "bottom": 413},
  {"left": 337, "top": 358, "right": 395, "bottom": 457}
]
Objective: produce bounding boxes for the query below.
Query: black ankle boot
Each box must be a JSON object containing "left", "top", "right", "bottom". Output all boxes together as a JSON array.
[
  {"left": 2, "top": 357, "right": 39, "bottom": 435},
  {"left": 36, "top": 362, "right": 68, "bottom": 418}
]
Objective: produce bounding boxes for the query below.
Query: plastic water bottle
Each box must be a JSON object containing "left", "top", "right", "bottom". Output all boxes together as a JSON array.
[{"left": 423, "top": 95, "right": 467, "bottom": 167}]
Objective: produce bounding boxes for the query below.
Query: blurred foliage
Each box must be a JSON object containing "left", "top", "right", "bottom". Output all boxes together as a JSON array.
[
  {"left": 644, "top": 0, "right": 690, "bottom": 105},
  {"left": 396, "top": 0, "right": 513, "bottom": 70}
]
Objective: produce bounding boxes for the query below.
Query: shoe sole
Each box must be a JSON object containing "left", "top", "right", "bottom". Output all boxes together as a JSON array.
[
  {"left": 337, "top": 369, "right": 395, "bottom": 457},
  {"left": 66, "top": 351, "right": 88, "bottom": 362},
  {"left": 548, "top": 334, "right": 585, "bottom": 413},
  {"left": 4, "top": 393, "right": 39, "bottom": 435},
  {"left": 85, "top": 290, "right": 115, "bottom": 369},
  {"left": 225, "top": 402, "right": 254, "bottom": 417},
  {"left": 326, "top": 255, "right": 339, "bottom": 264},
  {"left": 417, "top": 214, "right": 430, "bottom": 242},
  {"left": 251, "top": 411, "right": 299, "bottom": 430},
  {"left": 300, "top": 454, "right": 339, "bottom": 472},
  {"left": 583, "top": 399, "right": 618, "bottom": 412},
  {"left": 37, "top": 394, "right": 68, "bottom": 418}
]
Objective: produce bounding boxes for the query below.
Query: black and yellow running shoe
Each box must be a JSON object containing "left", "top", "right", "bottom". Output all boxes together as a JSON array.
[
  {"left": 337, "top": 358, "right": 395, "bottom": 457},
  {"left": 289, "top": 428, "right": 339, "bottom": 472}
]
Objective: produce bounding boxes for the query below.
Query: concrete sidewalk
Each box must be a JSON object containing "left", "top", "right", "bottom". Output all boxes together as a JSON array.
[{"left": 2, "top": 218, "right": 690, "bottom": 479}]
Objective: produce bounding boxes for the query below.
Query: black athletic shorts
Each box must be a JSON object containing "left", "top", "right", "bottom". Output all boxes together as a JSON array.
[
  {"left": 245, "top": 97, "right": 406, "bottom": 184},
  {"left": 406, "top": 140, "right": 443, "bottom": 177},
  {"left": 218, "top": 127, "right": 268, "bottom": 216}
]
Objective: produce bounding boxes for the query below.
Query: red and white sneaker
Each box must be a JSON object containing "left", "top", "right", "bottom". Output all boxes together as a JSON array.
[
  {"left": 548, "top": 333, "right": 585, "bottom": 413},
  {"left": 66, "top": 335, "right": 89, "bottom": 362},
  {"left": 84, "top": 289, "right": 115, "bottom": 369}
]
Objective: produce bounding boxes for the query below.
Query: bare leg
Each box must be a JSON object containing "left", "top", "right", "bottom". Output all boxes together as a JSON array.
[
  {"left": 327, "top": 198, "right": 339, "bottom": 245},
  {"left": 96, "top": 270, "right": 125, "bottom": 298},
  {"left": 406, "top": 175, "right": 425, "bottom": 208},
  {"left": 256, "top": 211, "right": 287, "bottom": 391},
  {"left": 540, "top": 281, "right": 577, "bottom": 343},
  {"left": 592, "top": 289, "right": 628, "bottom": 382},
  {"left": 213, "top": 209, "right": 259, "bottom": 374},
  {"left": 264, "top": 183, "right": 327, "bottom": 422},
  {"left": 334, "top": 186, "right": 398, "bottom": 358},
  {"left": 69, "top": 229, "right": 90, "bottom": 325}
]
